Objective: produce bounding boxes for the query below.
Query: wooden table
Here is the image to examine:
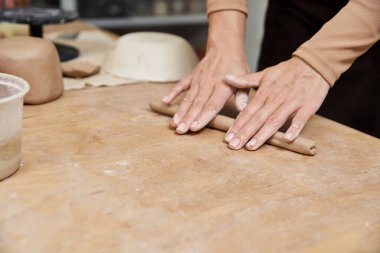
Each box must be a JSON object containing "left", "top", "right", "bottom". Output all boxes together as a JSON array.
[{"left": 0, "top": 83, "right": 379, "bottom": 253}]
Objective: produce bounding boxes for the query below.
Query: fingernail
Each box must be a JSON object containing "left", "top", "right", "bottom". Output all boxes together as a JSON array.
[
  {"left": 284, "top": 132, "right": 293, "bottom": 141},
  {"left": 162, "top": 96, "right": 170, "bottom": 103},
  {"left": 225, "top": 74, "right": 237, "bottom": 81},
  {"left": 177, "top": 123, "right": 187, "bottom": 133},
  {"left": 172, "top": 114, "right": 180, "bottom": 125},
  {"left": 225, "top": 132, "right": 235, "bottom": 142},
  {"left": 241, "top": 102, "right": 247, "bottom": 110},
  {"left": 190, "top": 121, "right": 199, "bottom": 130},
  {"left": 246, "top": 138, "right": 257, "bottom": 150},
  {"left": 229, "top": 138, "right": 240, "bottom": 149},
  {"left": 241, "top": 80, "right": 259, "bottom": 86}
]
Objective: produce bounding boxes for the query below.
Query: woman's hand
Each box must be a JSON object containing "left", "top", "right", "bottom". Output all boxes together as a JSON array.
[
  {"left": 162, "top": 10, "right": 250, "bottom": 134},
  {"left": 224, "top": 57, "right": 330, "bottom": 150}
]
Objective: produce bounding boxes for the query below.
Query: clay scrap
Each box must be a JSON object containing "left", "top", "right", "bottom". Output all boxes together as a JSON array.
[{"left": 61, "top": 60, "right": 101, "bottom": 78}]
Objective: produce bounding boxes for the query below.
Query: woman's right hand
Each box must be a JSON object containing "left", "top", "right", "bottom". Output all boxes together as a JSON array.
[{"left": 162, "top": 10, "right": 250, "bottom": 134}]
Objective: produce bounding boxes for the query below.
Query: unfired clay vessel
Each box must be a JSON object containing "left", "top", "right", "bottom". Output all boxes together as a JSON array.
[{"left": 103, "top": 32, "right": 199, "bottom": 82}]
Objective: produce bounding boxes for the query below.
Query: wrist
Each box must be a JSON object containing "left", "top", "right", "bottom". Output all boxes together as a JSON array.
[
  {"left": 207, "top": 10, "right": 246, "bottom": 53},
  {"left": 291, "top": 57, "right": 331, "bottom": 89}
]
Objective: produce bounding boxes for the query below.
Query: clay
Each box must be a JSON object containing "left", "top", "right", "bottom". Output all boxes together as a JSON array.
[
  {"left": 150, "top": 100, "right": 317, "bottom": 155},
  {"left": 0, "top": 36, "right": 63, "bottom": 105},
  {"left": 103, "top": 32, "right": 199, "bottom": 82},
  {"left": 61, "top": 60, "right": 101, "bottom": 78}
]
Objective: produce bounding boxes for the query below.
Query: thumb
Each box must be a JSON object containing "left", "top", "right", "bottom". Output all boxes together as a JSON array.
[
  {"left": 224, "top": 71, "right": 264, "bottom": 89},
  {"left": 234, "top": 89, "right": 250, "bottom": 111}
]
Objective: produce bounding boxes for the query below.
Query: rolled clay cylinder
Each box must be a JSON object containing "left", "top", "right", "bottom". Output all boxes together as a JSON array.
[
  {"left": 0, "top": 36, "right": 64, "bottom": 105},
  {"left": 150, "top": 100, "right": 317, "bottom": 156}
]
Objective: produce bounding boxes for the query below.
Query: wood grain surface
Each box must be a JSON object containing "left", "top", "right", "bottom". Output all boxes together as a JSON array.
[{"left": 0, "top": 83, "right": 379, "bottom": 253}]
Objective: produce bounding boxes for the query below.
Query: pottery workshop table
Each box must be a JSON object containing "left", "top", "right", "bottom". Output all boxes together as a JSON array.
[{"left": 0, "top": 82, "right": 379, "bottom": 253}]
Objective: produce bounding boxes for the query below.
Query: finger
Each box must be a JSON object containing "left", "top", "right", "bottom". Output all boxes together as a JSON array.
[
  {"left": 224, "top": 71, "right": 265, "bottom": 89},
  {"left": 170, "top": 84, "right": 198, "bottom": 128},
  {"left": 234, "top": 88, "right": 250, "bottom": 111},
  {"left": 180, "top": 83, "right": 215, "bottom": 132},
  {"left": 228, "top": 101, "right": 282, "bottom": 150},
  {"left": 283, "top": 108, "right": 313, "bottom": 142},
  {"left": 162, "top": 76, "right": 191, "bottom": 104},
  {"left": 245, "top": 103, "right": 298, "bottom": 150},
  {"left": 190, "top": 85, "right": 234, "bottom": 132},
  {"left": 224, "top": 94, "right": 266, "bottom": 143},
  {"left": 173, "top": 84, "right": 201, "bottom": 133}
]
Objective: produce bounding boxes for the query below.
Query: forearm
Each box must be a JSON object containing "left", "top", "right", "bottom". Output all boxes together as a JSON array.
[
  {"left": 207, "top": 0, "right": 248, "bottom": 16},
  {"left": 207, "top": 10, "right": 247, "bottom": 55},
  {"left": 293, "top": 0, "right": 380, "bottom": 86},
  {"left": 163, "top": 3, "right": 250, "bottom": 132}
]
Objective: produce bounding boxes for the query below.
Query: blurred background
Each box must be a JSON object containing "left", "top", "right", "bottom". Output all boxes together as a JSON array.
[{"left": 0, "top": 0, "right": 268, "bottom": 71}]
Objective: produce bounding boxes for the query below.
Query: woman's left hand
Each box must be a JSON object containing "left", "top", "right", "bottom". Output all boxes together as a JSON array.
[{"left": 224, "top": 57, "right": 330, "bottom": 151}]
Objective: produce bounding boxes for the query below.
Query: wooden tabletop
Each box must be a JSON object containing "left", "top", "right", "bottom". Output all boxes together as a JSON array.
[{"left": 0, "top": 83, "right": 379, "bottom": 253}]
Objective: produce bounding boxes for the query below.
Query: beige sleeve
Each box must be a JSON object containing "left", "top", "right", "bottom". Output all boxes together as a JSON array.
[
  {"left": 293, "top": 0, "right": 380, "bottom": 86},
  {"left": 207, "top": 0, "right": 248, "bottom": 16}
]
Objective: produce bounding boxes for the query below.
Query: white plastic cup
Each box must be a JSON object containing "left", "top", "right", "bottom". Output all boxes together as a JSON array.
[{"left": 0, "top": 73, "right": 29, "bottom": 180}]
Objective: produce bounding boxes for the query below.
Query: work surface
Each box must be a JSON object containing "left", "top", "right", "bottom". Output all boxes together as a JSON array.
[{"left": 0, "top": 83, "right": 379, "bottom": 253}]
